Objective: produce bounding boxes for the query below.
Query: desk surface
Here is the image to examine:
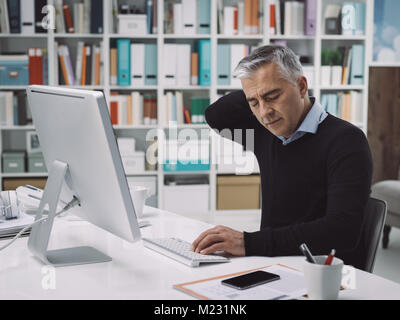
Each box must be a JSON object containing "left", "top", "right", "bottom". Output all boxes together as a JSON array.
[{"left": 1, "top": 207, "right": 399, "bottom": 300}]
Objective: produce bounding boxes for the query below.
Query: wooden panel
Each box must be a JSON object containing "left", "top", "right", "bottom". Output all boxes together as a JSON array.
[{"left": 367, "top": 67, "right": 400, "bottom": 183}]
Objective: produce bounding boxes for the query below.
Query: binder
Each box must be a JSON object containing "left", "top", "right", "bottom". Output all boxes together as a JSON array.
[
  {"left": 7, "top": 0, "right": 20, "bottom": 33},
  {"left": 35, "top": 0, "right": 48, "bottom": 33},
  {"left": 90, "top": 0, "right": 103, "bottom": 33},
  {"left": 164, "top": 44, "right": 177, "bottom": 86},
  {"left": 341, "top": 2, "right": 356, "bottom": 35},
  {"left": 182, "top": 0, "right": 196, "bottom": 34},
  {"left": 350, "top": 45, "right": 364, "bottom": 85},
  {"left": 176, "top": 44, "right": 191, "bottom": 86},
  {"left": 197, "top": 0, "right": 210, "bottom": 34},
  {"left": 28, "top": 48, "right": 43, "bottom": 85},
  {"left": 147, "top": 0, "right": 153, "bottom": 34},
  {"left": 217, "top": 44, "right": 231, "bottom": 86},
  {"left": 173, "top": 3, "right": 183, "bottom": 34},
  {"left": 131, "top": 43, "right": 145, "bottom": 87},
  {"left": 0, "top": 0, "right": 10, "bottom": 33},
  {"left": 355, "top": 2, "right": 366, "bottom": 35},
  {"left": 191, "top": 52, "right": 199, "bottom": 85},
  {"left": 223, "top": 6, "right": 235, "bottom": 35},
  {"left": 63, "top": 3, "right": 74, "bottom": 33},
  {"left": 117, "top": 39, "right": 131, "bottom": 86},
  {"left": 145, "top": 43, "right": 157, "bottom": 86},
  {"left": 198, "top": 40, "right": 211, "bottom": 86},
  {"left": 21, "top": 0, "right": 35, "bottom": 34},
  {"left": 230, "top": 44, "right": 247, "bottom": 87},
  {"left": 305, "top": 0, "right": 317, "bottom": 36}
]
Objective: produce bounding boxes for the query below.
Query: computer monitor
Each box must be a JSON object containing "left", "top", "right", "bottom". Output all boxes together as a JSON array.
[{"left": 26, "top": 85, "right": 141, "bottom": 267}]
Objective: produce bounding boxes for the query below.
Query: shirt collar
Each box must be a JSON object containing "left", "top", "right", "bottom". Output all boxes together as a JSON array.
[{"left": 278, "top": 97, "right": 328, "bottom": 144}]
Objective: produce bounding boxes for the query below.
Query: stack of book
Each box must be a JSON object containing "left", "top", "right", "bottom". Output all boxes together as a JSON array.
[
  {"left": 164, "top": 0, "right": 210, "bottom": 34},
  {"left": 0, "top": 49, "right": 48, "bottom": 86},
  {"left": 56, "top": 41, "right": 103, "bottom": 86},
  {"left": 161, "top": 92, "right": 209, "bottom": 126},
  {"left": 109, "top": 92, "right": 157, "bottom": 126},
  {"left": 0, "top": 212, "right": 34, "bottom": 240},
  {"left": 54, "top": 0, "right": 103, "bottom": 34},
  {"left": 111, "top": 40, "right": 157, "bottom": 87},
  {"left": 0, "top": 91, "right": 30, "bottom": 126},
  {"left": 321, "top": 91, "right": 363, "bottom": 124},
  {"left": 0, "top": 0, "right": 48, "bottom": 34},
  {"left": 269, "top": 0, "right": 317, "bottom": 36},
  {"left": 217, "top": 43, "right": 260, "bottom": 86},
  {"left": 218, "top": 0, "right": 262, "bottom": 35}
]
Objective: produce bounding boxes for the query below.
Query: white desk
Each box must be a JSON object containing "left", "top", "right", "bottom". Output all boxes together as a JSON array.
[{"left": 1, "top": 206, "right": 399, "bottom": 300}]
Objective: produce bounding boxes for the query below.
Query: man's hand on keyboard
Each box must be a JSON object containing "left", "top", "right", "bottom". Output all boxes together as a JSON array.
[{"left": 191, "top": 225, "right": 245, "bottom": 257}]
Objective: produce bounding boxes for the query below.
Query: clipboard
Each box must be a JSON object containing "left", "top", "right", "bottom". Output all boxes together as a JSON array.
[{"left": 173, "top": 264, "right": 307, "bottom": 300}]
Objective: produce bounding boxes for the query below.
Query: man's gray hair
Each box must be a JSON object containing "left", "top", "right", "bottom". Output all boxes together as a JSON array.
[{"left": 233, "top": 45, "right": 303, "bottom": 85}]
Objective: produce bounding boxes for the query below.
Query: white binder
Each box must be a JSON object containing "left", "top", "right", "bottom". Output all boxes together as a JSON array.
[
  {"left": 182, "top": 0, "right": 196, "bottom": 34},
  {"left": 21, "top": 0, "right": 35, "bottom": 34},
  {"left": 230, "top": 44, "right": 247, "bottom": 87},
  {"left": 131, "top": 44, "right": 145, "bottom": 87},
  {"left": 164, "top": 44, "right": 177, "bottom": 86},
  {"left": 176, "top": 44, "right": 191, "bottom": 86}
]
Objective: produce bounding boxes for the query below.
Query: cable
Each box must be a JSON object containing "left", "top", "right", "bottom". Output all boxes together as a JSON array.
[{"left": 0, "top": 196, "right": 80, "bottom": 252}]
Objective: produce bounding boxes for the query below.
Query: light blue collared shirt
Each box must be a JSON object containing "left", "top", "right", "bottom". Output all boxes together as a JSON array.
[{"left": 278, "top": 98, "right": 328, "bottom": 146}]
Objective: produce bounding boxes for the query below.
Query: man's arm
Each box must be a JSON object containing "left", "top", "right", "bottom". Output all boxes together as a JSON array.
[
  {"left": 205, "top": 90, "right": 257, "bottom": 150},
  {"left": 244, "top": 126, "right": 373, "bottom": 258}
]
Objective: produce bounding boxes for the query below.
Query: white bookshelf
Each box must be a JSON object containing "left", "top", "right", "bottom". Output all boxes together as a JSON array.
[{"left": 0, "top": 0, "right": 372, "bottom": 219}]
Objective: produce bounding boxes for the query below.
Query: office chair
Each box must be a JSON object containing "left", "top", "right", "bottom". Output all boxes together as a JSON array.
[{"left": 344, "top": 198, "right": 387, "bottom": 273}]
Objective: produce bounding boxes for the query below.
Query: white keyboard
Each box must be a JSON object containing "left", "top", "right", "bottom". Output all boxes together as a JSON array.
[{"left": 142, "top": 237, "right": 230, "bottom": 267}]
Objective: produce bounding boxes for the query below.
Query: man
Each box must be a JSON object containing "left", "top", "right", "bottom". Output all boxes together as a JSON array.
[{"left": 191, "top": 45, "right": 372, "bottom": 266}]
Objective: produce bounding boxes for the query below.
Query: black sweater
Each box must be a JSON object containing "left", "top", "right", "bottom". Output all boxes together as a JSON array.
[{"left": 205, "top": 91, "right": 373, "bottom": 263}]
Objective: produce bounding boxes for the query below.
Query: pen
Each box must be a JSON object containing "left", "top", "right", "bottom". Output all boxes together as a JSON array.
[
  {"left": 324, "top": 249, "right": 336, "bottom": 265},
  {"left": 299, "top": 243, "right": 317, "bottom": 264}
]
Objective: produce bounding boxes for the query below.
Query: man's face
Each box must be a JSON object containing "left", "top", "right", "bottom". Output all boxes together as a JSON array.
[{"left": 241, "top": 63, "right": 309, "bottom": 138}]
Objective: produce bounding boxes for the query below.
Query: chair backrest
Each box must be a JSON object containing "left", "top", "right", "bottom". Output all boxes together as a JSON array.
[{"left": 347, "top": 198, "right": 387, "bottom": 273}]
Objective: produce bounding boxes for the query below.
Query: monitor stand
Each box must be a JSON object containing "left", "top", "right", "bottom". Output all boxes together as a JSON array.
[{"left": 27, "top": 160, "right": 112, "bottom": 267}]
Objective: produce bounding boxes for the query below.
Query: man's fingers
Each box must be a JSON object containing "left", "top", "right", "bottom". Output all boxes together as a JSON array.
[
  {"left": 200, "top": 242, "right": 225, "bottom": 255},
  {"left": 191, "top": 226, "right": 222, "bottom": 251},
  {"left": 195, "top": 233, "right": 224, "bottom": 253}
]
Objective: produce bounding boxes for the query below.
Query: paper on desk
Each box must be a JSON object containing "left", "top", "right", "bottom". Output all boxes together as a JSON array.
[
  {"left": 174, "top": 264, "right": 307, "bottom": 300},
  {"left": 0, "top": 212, "right": 34, "bottom": 233}
]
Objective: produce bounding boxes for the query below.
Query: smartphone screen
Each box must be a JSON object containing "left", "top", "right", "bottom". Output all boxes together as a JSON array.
[{"left": 221, "top": 271, "right": 280, "bottom": 290}]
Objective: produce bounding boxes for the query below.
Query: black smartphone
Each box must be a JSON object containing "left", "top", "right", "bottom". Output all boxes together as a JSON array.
[{"left": 221, "top": 271, "right": 280, "bottom": 290}]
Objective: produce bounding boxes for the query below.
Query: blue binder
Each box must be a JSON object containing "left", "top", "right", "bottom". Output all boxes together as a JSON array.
[
  {"left": 355, "top": 2, "right": 366, "bottom": 35},
  {"left": 197, "top": 0, "right": 210, "bottom": 34},
  {"left": 117, "top": 39, "right": 131, "bottom": 86},
  {"left": 350, "top": 45, "right": 364, "bottom": 85},
  {"left": 217, "top": 44, "right": 231, "bottom": 86},
  {"left": 199, "top": 40, "right": 211, "bottom": 86},
  {"left": 145, "top": 44, "right": 157, "bottom": 85}
]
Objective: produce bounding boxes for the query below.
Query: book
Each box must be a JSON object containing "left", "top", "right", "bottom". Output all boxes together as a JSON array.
[
  {"left": 63, "top": 3, "right": 74, "bottom": 33},
  {"left": 0, "top": 0, "right": 10, "bottom": 33},
  {"left": 191, "top": 52, "right": 199, "bottom": 85},
  {"left": 305, "top": 0, "right": 317, "bottom": 36},
  {"left": 90, "top": 0, "right": 103, "bottom": 33},
  {"left": 269, "top": 2, "right": 276, "bottom": 35},
  {"left": 28, "top": 48, "right": 43, "bottom": 85},
  {"left": 54, "top": 0, "right": 65, "bottom": 33},
  {"left": 7, "top": 0, "right": 20, "bottom": 33}
]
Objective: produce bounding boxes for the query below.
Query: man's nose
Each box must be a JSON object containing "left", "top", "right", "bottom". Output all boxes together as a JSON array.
[{"left": 259, "top": 101, "right": 273, "bottom": 119}]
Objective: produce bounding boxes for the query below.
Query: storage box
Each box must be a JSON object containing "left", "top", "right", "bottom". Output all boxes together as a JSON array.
[
  {"left": 118, "top": 14, "right": 147, "bottom": 34},
  {"left": 121, "top": 152, "right": 145, "bottom": 174},
  {"left": 0, "top": 56, "right": 29, "bottom": 86},
  {"left": 2, "top": 151, "right": 26, "bottom": 173},
  {"left": 3, "top": 178, "right": 47, "bottom": 191},
  {"left": 217, "top": 175, "right": 261, "bottom": 210},
  {"left": 117, "top": 137, "right": 136, "bottom": 156},
  {"left": 28, "top": 152, "right": 47, "bottom": 173},
  {"left": 163, "top": 184, "right": 209, "bottom": 215}
]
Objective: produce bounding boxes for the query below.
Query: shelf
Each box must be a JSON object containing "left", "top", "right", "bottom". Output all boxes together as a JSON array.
[
  {"left": 113, "top": 125, "right": 158, "bottom": 130},
  {"left": 164, "top": 34, "right": 211, "bottom": 39},
  {"left": 0, "top": 125, "right": 35, "bottom": 131},
  {"left": 320, "top": 85, "right": 365, "bottom": 91},
  {"left": 126, "top": 171, "right": 158, "bottom": 176},
  {"left": 217, "top": 34, "right": 263, "bottom": 40},
  {"left": 54, "top": 33, "right": 104, "bottom": 38},
  {"left": 1, "top": 173, "right": 48, "bottom": 178},
  {"left": 0, "top": 33, "right": 47, "bottom": 38},
  {"left": 161, "top": 124, "right": 209, "bottom": 129},
  {"left": 321, "top": 35, "right": 367, "bottom": 41},
  {"left": 110, "top": 86, "right": 158, "bottom": 91},
  {"left": 109, "top": 34, "right": 157, "bottom": 39},
  {"left": 270, "top": 35, "right": 315, "bottom": 40},
  {"left": 163, "top": 170, "right": 210, "bottom": 175},
  {"left": 0, "top": 86, "right": 29, "bottom": 90},
  {"left": 58, "top": 85, "right": 104, "bottom": 90},
  {"left": 369, "top": 62, "right": 400, "bottom": 67},
  {"left": 164, "top": 86, "right": 210, "bottom": 91}
]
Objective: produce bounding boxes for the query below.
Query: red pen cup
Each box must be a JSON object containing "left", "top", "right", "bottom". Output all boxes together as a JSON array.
[{"left": 303, "top": 256, "right": 344, "bottom": 300}]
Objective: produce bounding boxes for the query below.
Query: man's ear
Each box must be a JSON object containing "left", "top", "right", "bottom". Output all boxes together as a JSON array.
[{"left": 297, "top": 76, "right": 308, "bottom": 98}]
